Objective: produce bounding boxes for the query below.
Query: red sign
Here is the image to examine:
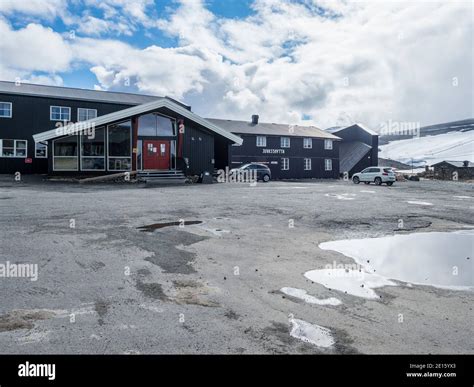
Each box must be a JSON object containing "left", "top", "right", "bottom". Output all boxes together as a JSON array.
[{"left": 25, "top": 158, "right": 33, "bottom": 164}]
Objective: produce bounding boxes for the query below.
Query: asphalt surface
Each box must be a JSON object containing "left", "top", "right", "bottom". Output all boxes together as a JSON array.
[{"left": 0, "top": 176, "right": 472, "bottom": 354}]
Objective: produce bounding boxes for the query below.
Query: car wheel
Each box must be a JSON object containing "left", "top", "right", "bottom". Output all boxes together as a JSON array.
[
  {"left": 353, "top": 176, "right": 360, "bottom": 184},
  {"left": 263, "top": 174, "right": 270, "bottom": 182},
  {"left": 387, "top": 182, "right": 393, "bottom": 186},
  {"left": 375, "top": 177, "right": 382, "bottom": 186}
]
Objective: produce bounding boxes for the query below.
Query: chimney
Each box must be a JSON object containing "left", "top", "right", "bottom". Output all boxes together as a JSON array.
[
  {"left": 251, "top": 115, "right": 259, "bottom": 125},
  {"left": 463, "top": 160, "right": 469, "bottom": 167}
]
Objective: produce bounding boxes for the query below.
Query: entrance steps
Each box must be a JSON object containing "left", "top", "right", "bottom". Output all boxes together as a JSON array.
[{"left": 138, "top": 170, "right": 186, "bottom": 184}]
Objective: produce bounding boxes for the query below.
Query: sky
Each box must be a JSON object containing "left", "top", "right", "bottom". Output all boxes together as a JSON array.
[{"left": 0, "top": 0, "right": 472, "bottom": 130}]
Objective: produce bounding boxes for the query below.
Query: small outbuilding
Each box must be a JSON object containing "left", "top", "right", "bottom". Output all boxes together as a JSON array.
[{"left": 432, "top": 160, "right": 474, "bottom": 180}]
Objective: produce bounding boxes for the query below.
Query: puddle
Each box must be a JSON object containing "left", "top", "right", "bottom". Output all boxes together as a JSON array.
[
  {"left": 406, "top": 201, "right": 433, "bottom": 206},
  {"left": 280, "top": 287, "right": 342, "bottom": 306},
  {"left": 289, "top": 318, "right": 335, "bottom": 348},
  {"left": 318, "top": 230, "right": 473, "bottom": 290},
  {"left": 137, "top": 220, "right": 202, "bottom": 232},
  {"left": 304, "top": 269, "right": 397, "bottom": 299}
]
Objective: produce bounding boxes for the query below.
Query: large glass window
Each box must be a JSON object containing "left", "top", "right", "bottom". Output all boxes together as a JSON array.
[
  {"left": 78, "top": 108, "right": 97, "bottom": 122},
  {"left": 53, "top": 135, "right": 78, "bottom": 170},
  {"left": 81, "top": 127, "right": 105, "bottom": 170},
  {"left": 0, "top": 102, "right": 12, "bottom": 118},
  {"left": 108, "top": 120, "right": 131, "bottom": 171},
  {"left": 50, "top": 106, "right": 71, "bottom": 121},
  {"left": 138, "top": 113, "right": 175, "bottom": 137}
]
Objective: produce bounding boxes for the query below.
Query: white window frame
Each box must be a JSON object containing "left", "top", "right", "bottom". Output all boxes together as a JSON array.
[
  {"left": 107, "top": 120, "right": 132, "bottom": 172},
  {"left": 35, "top": 141, "right": 48, "bottom": 158},
  {"left": 0, "top": 102, "right": 12, "bottom": 118},
  {"left": 304, "top": 158, "right": 312, "bottom": 171},
  {"left": 303, "top": 138, "right": 312, "bottom": 149},
  {"left": 53, "top": 136, "right": 79, "bottom": 171},
  {"left": 281, "top": 158, "right": 289, "bottom": 171},
  {"left": 77, "top": 108, "right": 97, "bottom": 122},
  {"left": 256, "top": 136, "right": 266, "bottom": 147},
  {"left": 281, "top": 137, "right": 290, "bottom": 148},
  {"left": 0, "top": 139, "right": 27, "bottom": 158},
  {"left": 324, "top": 139, "right": 333, "bottom": 150},
  {"left": 50, "top": 106, "right": 71, "bottom": 121},
  {"left": 325, "top": 159, "right": 332, "bottom": 171}
]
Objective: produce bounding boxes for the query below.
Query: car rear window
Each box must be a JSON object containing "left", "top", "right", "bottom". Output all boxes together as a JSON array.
[{"left": 383, "top": 168, "right": 393, "bottom": 173}]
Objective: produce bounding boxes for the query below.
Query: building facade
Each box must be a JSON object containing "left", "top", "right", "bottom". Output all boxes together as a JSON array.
[
  {"left": 208, "top": 116, "right": 341, "bottom": 179},
  {"left": 0, "top": 81, "right": 241, "bottom": 177}
]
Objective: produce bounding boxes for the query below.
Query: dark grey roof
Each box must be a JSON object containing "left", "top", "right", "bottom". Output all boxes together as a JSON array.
[
  {"left": 326, "top": 123, "right": 378, "bottom": 136},
  {"left": 339, "top": 141, "right": 372, "bottom": 173},
  {"left": 0, "top": 80, "right": 162, "bottom": 105},
  {"left": 432, "top": 160, "right": 474, "bottom": 168},
  {"left": 207, "top": 118, "right": 340, "bottom": 140}
]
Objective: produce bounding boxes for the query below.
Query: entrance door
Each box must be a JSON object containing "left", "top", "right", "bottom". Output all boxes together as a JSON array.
[{"left": 143, "top": 140, "right": 170, "bottom": 170}]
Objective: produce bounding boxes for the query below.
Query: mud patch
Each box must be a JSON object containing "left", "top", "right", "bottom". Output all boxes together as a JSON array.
[
  {"left": 224, "top": 310, "right": 240, "bottom": 320},
  {"left": 0, "top": 310, "right": 56, "bottom": 332},
  {"left": 136, "top": 281, "right": 169, "bottom": 301},
  {"left": 94, "top": 300, "right": 110, "bottom": 326},
  {"left": 172, "top": 279, "right": 219, "bottom": 307},
  {"left": 137, "top": 220, "right": 202, "bottom": 232}
]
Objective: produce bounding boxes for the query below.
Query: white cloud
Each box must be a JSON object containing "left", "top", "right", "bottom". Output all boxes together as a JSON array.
[{"left": 0, "top": 0, "right": 472, "bottom": 129}]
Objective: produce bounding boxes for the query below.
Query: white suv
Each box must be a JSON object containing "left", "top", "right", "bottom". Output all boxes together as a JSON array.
[{"left": 352, "top": 167, "right": 396, "bottom": 186}]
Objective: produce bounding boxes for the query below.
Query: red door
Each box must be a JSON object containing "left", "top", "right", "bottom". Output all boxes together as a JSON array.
[{"left": 143, "top": 140, "right": 170, "bottom": 170}]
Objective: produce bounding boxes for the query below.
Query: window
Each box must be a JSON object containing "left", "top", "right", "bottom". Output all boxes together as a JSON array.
[
  {"left": 304, "top": 158, "right": 312, "bottom": 170},
  {"left": 81, "top": 127, "right": 105, "bottom": 170},
  {"left": 50, "top": 106, "right": 71, "bottom": 121},
  {"left": 35, "top": 142, "right": 48, "bottom": 158},
  {"left": 325, "top": 159, "right": 332, "bottom": 171},
  {"left": 281, "top": 137, "right": 290, "bottom": 148},
  {"left": 138, "top": 113, "right": 176, "bottom": 137},
  {"left": 108, "top": 120, "right": 132, "bottom": 171},
  {"left": 77, "top": 108, "right": 97, "bottom": 122},
  {"left": 53, "top": 135, "right": 78, "bottom": 170},
  {"left": 0, "top": 139, "right": 27, "bottom": 157},
  {"left": 303, "top": 138, "right": 312, "bottom": 149},
  {"left": 256, "top": 136, "right": 266, "bottom": 147},
  {"left": 0, "top": 102, "right": 12, "bottom": 118},
  {"left": 324, "top": 139, "right": 333, "bottom": 150},
  {"left": 281, "top": 158, "right": 289, "bottom": 170}
]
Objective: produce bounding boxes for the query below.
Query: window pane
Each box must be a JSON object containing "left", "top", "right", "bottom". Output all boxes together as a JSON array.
[
  {"left": 138, "top": 114, "right": 157, "bottom": 136},
  {"left": 54, "top": 157, "right": 77, "bottom": 170},
  {"left": 82, "top": 128, "right": 105, "bottom": 156},
  {"left": 82, "top": 158, "right": 105, "bottom": 170},
  {"left": 3, "top": 139, "right": 14, "bottom": 148},
  {"left": 54, "top": 136, "right": 78, "bottom": 156},
  {"left": 2, "top": 148, "right": 14, "bottom": 157},
  {"left": 16, "top": 140, "right": 27, "bottom": 149},
  {"left": 36, "top": 142, "right": 47, "bottom": 157},
  {"left": 108, "top": 158, "right": 131, "bottom": 171},
  {"left": 156, "top": 115, "right": 174, "bottom": 136},
  {"left": 108, "top": 121, "right": 131, "bottom": 156}
]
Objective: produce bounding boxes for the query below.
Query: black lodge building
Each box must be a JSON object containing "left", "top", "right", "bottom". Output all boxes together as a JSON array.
[
  {"left": 0, "top": 81, "right": 242, "bottom": 178},
  {"left": 208, "top": 115, "right": 341, "bottom": 179},
  {"left": 0, "top": 81, "right": 347, "bottom": 180}
]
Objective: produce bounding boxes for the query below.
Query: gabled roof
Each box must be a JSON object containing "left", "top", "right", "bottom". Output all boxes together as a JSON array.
[
  {"left": 339, "top": 141, "right": 372, "bottom": 173},
  {"left": 326, "top": 123, "right": 378, "bottom": 136},
  {"left": 33, "top": 99, "right": 243, "bottom": 144},
  {"left": 0, "top": 80, "right": 162, "bottom": 105},
  {"left": 206, "top": 118, "right": 340, "bottom": 140},
  {"left": 432, "top": 160, "right": 474, "bottom": 168}
]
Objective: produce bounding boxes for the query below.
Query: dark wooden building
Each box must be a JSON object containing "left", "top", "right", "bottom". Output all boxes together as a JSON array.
[
  {"left": 0, "top": 81, "right": 241, "bottom": 177},
  {"left": 325, "top": 124, "right": 379, "bottom": 177},
  {"left": 432, "top": 160, "right": 474, "bottom": 180},
  {"left": 207, "top": 116, "right": 341, "bottom": 179}
]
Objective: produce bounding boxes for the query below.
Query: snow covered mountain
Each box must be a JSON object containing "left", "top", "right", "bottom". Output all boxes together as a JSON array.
[{"left": 379, "top": 130, "right": 474, "bottom": 167}]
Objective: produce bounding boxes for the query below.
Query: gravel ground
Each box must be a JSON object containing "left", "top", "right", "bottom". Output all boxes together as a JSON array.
[{"left": 0, "top": 176, "right": 472, "bottom": 354}]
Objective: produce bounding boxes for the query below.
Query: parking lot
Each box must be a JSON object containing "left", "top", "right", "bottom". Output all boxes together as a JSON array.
[{"left": 0, "top": 177, "right": 473, "bottom": 354}]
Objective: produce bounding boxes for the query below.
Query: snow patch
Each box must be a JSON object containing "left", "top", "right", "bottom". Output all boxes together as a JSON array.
[
  {"left": 304, "top": 269, "right": 396, "bottom": 299},
  {"left": 281, "top": 287, "right": 341, "bottom": 306},
  {"left": 289, "top": 318, "right": 335, "bottom": 348},
  {"left": 325, "top": 193, "right": 356, "bottom": 200},
  {"left": 406, "top": 200, "right": 433, "bottom": 206}
]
